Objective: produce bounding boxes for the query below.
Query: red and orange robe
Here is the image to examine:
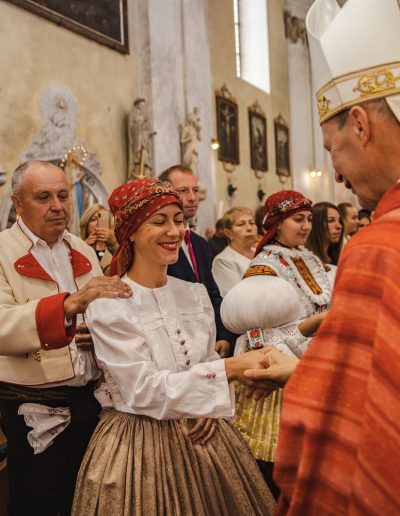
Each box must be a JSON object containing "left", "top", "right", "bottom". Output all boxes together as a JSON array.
[{"left": 275, "top": 182, "right": 400, "bottom": 515}]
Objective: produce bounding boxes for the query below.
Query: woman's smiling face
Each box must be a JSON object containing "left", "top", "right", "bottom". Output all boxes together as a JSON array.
[{"left": 130, "top": 203, "right": 185, "bottom": 267}]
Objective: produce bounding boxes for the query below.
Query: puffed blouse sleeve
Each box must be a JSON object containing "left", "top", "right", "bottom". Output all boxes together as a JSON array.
[
  {"left": 221, "top": 275, "right": 302, "bottom": 334},
  {"left": 86, "top": 295, "right": 234, "bottom": 421}
]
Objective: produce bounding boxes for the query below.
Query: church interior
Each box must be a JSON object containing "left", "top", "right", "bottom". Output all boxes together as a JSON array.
[
  {"left": 0, "top": 0, "right": 354, "bottom": 235},
  {"left": 1, "top": 2, "right": 345, "bottom": 507}
]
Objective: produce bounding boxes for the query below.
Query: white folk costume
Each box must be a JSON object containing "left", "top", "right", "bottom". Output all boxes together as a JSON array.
[
  {"left": 221, "top": 190, "right": 332, "bottom": 466},
  {"left": 72, "top": 179, "right": 275, "bottom": 516}
]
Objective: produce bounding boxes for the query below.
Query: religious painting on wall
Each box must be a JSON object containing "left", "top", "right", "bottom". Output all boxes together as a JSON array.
[
  {"left": 5, "top": 0, "right": 129, "bottom": 53},
  {"left": 216, "top": 86, "right": 239, "bottom": 165},
  {"left": 274, "top": 115, "right": 290, "bottom": 179},
  {"left": 248, "top": 101, "right": 268, "bottom": 173}
]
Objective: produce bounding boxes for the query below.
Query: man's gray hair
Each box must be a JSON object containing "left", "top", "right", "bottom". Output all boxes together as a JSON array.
[{"left": 12, "top": 160, "right": 56, "bottom": 195}]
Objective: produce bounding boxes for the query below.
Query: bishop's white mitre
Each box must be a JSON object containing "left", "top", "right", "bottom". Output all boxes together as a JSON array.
[{"left": 306, "top": 0, "right": 400, "bottom": 123}]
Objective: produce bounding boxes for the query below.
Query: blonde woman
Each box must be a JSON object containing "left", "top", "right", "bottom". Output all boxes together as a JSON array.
[
  {"left": 212, "top": 206, "right": 257, "bottom": 296},
  {"left": 79, "top": 204, "right": 116, "bottom": 274}
]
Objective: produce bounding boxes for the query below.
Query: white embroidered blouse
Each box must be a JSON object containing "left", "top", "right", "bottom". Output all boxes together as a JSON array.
[
  {"left": 86, "top": 275, "right": 234, "bottom": 420},
  {"left": 221, "top": 244, "right": 332, "bottom": 358}
]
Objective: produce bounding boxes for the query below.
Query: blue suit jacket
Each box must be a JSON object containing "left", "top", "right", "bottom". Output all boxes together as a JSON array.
[{"left": 167, "top": 231, "right": 233, "bottom": 343}]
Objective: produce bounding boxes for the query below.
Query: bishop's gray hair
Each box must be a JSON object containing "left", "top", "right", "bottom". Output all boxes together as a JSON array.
[{"left": 12, "top": 160, "right": 56, "bottom": 196}]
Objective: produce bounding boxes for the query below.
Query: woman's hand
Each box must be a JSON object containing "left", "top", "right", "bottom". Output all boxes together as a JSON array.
[
  {"left": 85, "top": 234, "right": 98, "bottom": 246},
  {"left": 224, "top": 349, "right": 268, "bottom": 383},
  {"left": 243, "top": 347, "right": 299, "bottom": 400},
  {"left": 298, "top": 310, "right": 328, "bottom": 337},
  {"left": 93, "top": 228, "right": 117, "bottom": 248},
  {"left": 215, "top": 340, "right": 230, "bottom": 358},
  {"left": 188, "top": 418, "right": 218, "bottom": 445}
]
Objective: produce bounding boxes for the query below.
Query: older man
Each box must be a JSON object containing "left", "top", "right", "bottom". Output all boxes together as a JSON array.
[
  {"left": 244, "top": 0, "right": 400, "bottom": 514},
  {"left": 159, "top": 165, "right": 232, "bottom": 357},
  {"left": 0, "top": 160, "right": 131, "bottom": 516}
]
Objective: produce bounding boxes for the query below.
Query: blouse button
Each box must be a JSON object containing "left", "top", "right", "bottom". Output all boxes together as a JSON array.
[
  {"left": 184, "top": 350, "right": 188, "bottom": 355},
  {"left": 186, "top": 360, "right": 190, "bottom": 366},
  {"left": 180, "top": 340, "right": 185, "bottom": 345},
  {"left": 176, "top": 329, "right": 181, "bottom": 335}
]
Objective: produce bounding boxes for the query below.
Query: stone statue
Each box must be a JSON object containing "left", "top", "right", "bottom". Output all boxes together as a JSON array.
[
  {"left": 127, "top": 98, "right": 153, "bottom": 179},
  {"left": 21, "top": 83, "right": 101, "bottom": 177},
  {"left": 181, "top": 107, "right": 201, "bottom": 173}
]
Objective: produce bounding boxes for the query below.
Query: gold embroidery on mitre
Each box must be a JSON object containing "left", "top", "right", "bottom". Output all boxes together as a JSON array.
[
  {"left": 317, "top": 94, "right": 331, "bottom": 119},
  {"left": 291, "top": 257, "right": 323, "bottom": 295},
  {"left": 243, "top": 265, "right": 277, "bottom": 279},
  {"left": 316, "top": 62, "right": 400, "bottom": 123},
  {"left": 353, "top": 69, "right": 400, "bottom": 97}
]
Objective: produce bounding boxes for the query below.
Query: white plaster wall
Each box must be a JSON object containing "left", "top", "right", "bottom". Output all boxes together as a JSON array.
[
  {"left": 208, "top": 0, "right": 292, "bottom": 219},
  {"left": 182, "top": 0, "right": 215, "bottom": 230},
  {"left": 147, "top": 0, "right": 184, "bottom": 174},
  {"left": 0, "top": 0, "right": 137, "bottom": 201}
]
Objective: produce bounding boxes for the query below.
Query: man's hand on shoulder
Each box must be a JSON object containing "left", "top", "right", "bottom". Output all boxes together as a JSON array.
[{"left": 64, "top": 276, "right": 133, "bottom": 320}]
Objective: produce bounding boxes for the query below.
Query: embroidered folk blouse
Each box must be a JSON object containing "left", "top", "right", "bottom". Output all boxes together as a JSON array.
[
  {"left": 221, "top": 244, "right": 332, "bottom": 357},
  {"left": 86, "top": 275, "right": 234, "bottom": 420}
]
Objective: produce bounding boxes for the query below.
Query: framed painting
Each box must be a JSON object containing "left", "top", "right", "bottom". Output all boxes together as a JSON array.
[
  {"left": 216, "top": 95, "right": 239, "bottom": 165},
  {"left": 248, "top": 106, "right": 268, "bottom": 172},
  {"left": 274, "top": 115, "right": 290, "bottom": 178},
  {"left": 5, "top": 0, "right": 129, "bottom": 53}
]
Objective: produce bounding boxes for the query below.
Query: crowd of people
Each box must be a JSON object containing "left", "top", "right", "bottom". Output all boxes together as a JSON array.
[{"left": 0, "top": 0, "right": 400, "bottom": 514}]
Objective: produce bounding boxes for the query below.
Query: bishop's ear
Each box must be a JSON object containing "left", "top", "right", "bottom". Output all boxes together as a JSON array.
[{"left": 348, "top": 105, "right": 371, "bottom": 147}]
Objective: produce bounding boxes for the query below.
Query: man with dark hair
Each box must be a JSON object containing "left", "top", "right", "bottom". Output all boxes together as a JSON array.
[
  {"left": 0, "top": 160, "right": 131, "bottom": 515},
  {"left": 206, "top": 218, "right": 228, "bottom": 259},
  {"left": 159, "top": 164, "right": 232, "bottom": 357},
  {"left": 243, "top": 0, "right": 400, "bottom": 513}
]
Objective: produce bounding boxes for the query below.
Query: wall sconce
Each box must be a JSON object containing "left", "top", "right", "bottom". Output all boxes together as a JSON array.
[
  {"left": 309, "top": 170, "right": 322, "bottom": 178},
  {"left": 210, "top": 138, "right": 220, "bottom": 150}
]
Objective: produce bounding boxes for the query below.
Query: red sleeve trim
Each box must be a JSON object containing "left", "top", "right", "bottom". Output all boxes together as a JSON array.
[{"left": 35, "top": 293, "right": 77, "bottom": 350}]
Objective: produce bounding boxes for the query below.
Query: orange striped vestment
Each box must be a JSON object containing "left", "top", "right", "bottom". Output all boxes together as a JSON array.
[{"left": 274, "top": 182, "right": 400, "bottom": 515}]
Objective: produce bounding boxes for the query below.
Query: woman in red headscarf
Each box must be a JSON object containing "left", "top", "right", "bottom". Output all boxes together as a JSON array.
[
  {"left": 71, "top": 179, "right": 275, "bottom": 515},
  {"left": 220, "top": 190, "right": 333, "bottom": 499}
]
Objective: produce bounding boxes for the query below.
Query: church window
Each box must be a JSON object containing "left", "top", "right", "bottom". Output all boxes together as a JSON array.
[{"left": 233, "top": 0, "right": 271, "bottom": 94}]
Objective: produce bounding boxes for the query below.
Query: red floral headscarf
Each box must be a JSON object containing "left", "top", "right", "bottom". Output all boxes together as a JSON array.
[
  {"left": 108, "top": 179, "right": 183, "bottom": 276},
  {"left": 254, "top": 190, "right": 313, "bottom": 255}
]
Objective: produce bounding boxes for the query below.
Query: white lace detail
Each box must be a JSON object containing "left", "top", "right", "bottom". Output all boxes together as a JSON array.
[
  {"left": 18, "top": 403, "right": 71, "bottom": 454},
  {"left": 265, "top": 324, "right": 310, "bottom": 358}
]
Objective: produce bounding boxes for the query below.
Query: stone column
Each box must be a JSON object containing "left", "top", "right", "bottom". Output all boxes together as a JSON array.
[
  {"left": 284, "top": 0, "right": 355, "bottom": 204},
  {"left": 132, "top": 0, "right": 215, "bottom": 232}
]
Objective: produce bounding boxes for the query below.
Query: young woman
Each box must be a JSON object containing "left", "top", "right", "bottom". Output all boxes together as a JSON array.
[
  {"left": 338, "top": 202, "right": 359, "bottom": 243},
  {"left": 306, "top": 201, "right": 343, "bottom": 285},
  {"left": 72, "top": 179, "right": 275, "bottom": 515},
  {"left": 79, "top": 204, "right": 117, "bottom": 274},
  {"left": 221, "top": 190, "right": 332, "bottom": 499},
  {"left": 212, "top": 206, "right": 258, "bottom": 296}
]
